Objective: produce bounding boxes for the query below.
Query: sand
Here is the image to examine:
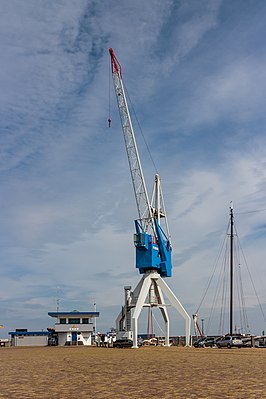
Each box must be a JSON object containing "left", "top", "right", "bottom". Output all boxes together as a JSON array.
[{"left": 0, "top": 346, "right": 265, "bottom": 398}]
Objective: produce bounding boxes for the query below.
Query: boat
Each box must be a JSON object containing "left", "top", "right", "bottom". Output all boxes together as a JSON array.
[{"left": 194, "top": 203, "right": 266, "bottom": 344}]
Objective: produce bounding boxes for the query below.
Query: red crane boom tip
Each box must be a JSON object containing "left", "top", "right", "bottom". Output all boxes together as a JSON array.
[{"left": 109, "top": 48, "right": 121, "bottom": 76}]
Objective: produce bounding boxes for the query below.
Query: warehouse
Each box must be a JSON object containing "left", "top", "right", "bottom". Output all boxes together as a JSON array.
[{"left": 9, "top": 330, "right": 50, "bottom": 347}]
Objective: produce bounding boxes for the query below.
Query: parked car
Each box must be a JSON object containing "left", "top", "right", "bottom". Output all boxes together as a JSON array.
[
  {"left": 193, "top": 337, "right": 205, "bottom": 348},
  {"left": 199, "top": 337, "right": 216, "bottom": 348},
  {"left": 113, "top": 339, "right": 133, "bottom": 348},
  {"left": 194, "top": 337, "right": 216, "bottom": 348},
  {"left": 216, "top": 335, "right": 243, "bottom": 348}
]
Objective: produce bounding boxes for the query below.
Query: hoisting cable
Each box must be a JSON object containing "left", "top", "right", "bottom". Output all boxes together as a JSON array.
[
  {"left": 123, "top": 81, "right": 158, "bottom": 175},
  {"left": 152, "top": 311, "right": 165, "bottom": 336},
  {"left": 108, "top": 56, "right": 111, "bottom": 128}
]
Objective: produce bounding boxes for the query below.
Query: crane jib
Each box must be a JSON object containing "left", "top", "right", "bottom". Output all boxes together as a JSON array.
[{"left": 109, "top": 48, "right": 172, "bottom": 277}]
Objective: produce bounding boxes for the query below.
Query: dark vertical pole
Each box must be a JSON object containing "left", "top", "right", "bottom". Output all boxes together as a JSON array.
[
  {"left": 201, "top": 319, "right": 204, "bottom": 336},
  {"left": 230, "top": 205, "right": 234, "bottom": 335}
]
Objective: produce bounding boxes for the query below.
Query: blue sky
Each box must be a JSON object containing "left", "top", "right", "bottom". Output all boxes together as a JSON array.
[{"left": 1, "top": 0, "right": 266, "bottom": 337}]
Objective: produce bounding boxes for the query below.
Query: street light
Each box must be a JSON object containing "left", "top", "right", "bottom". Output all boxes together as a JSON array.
[
  {"left": 94, "top": 302, "right": 97, "bottom": 336},
  {"left": 201, "top": 319, "right": 204, "bottom": 336}
]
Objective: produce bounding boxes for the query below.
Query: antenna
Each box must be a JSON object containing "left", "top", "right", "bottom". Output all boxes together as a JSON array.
[{"left": 56, "top": 286, "right": 60, "bottom": 313}]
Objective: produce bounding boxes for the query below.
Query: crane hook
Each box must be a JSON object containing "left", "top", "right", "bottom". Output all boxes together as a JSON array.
[{"left": 108, "top": 118, "right": 111, "bottom": 128}]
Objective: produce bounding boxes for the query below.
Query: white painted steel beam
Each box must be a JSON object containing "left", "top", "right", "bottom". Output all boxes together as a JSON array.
[{"left": 131, "top": 271, "right": 191, "bottom": 348}]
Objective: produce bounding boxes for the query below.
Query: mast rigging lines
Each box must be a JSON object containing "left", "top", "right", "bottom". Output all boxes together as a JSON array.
[{"left": 196, "top": 204, "right": 265, "bottom": 336}]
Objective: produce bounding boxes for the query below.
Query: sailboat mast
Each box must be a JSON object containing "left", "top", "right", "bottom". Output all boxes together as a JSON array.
[{"left": 229, "top": 203, "right": 234, "bottom": 335}]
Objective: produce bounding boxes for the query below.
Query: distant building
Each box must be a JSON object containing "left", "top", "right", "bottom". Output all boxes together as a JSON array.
[
  {"left": 9, "top": 329, "right": 50, "bottom": 347},
  {"left": 48, "top": 310, "right": 99, "bottom": 346}
]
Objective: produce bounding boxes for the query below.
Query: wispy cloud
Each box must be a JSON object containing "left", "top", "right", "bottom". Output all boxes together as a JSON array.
[{"left": 0, "top": 0, "right": 266, "bottom": 337}]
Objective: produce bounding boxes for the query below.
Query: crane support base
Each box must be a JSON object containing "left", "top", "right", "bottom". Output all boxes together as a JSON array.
[{"left": 116, "top": 270, "right": 191, "bottom": 348}]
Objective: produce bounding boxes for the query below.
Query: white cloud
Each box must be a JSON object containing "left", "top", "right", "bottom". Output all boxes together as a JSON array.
[{"left": 1, "top": 0, "right": 266, "bottom": 337}]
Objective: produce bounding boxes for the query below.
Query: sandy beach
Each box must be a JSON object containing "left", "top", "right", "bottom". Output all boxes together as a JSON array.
[{"left": 0, "top": 346, "right": 265, "bottom": 398}]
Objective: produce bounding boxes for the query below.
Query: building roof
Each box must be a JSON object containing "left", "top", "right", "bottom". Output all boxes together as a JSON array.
[
  {"left": 48, "top": 311, "right": 99, "bottom": 318},
  {"left": 9, "top": 331, "right": 51, "bottom": 336}
]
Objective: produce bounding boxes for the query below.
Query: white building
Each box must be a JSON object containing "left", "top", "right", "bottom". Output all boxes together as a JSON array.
[
  {"left": 48, "top": 310, "right": 99, "bottom": 346},
  {"left": 9, "top": 330, "right": 50, "bottom": 347}
]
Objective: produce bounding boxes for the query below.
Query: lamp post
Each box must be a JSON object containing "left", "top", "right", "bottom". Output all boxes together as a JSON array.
[
  {"left": 201, "top": 319, "right": 204, "bottom": 336},
  {"left": 94, "top": 302, "right": 97, "bottom": 336}
]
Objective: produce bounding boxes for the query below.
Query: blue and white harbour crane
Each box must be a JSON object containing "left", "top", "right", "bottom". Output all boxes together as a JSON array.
[{"left": 109, "top": 48, "right": 191, "bottom": 347}]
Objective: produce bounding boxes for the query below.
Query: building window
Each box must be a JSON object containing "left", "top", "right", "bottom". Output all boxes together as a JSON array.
[
  {"left": 60, "top": 318, "right": 66, "bottom": 324},
  {"left": 82, "top": 318, "right": 89, "bottom": 324},
  {"left": 69, "top": 318, "right": 80, "bottom": 324}
]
